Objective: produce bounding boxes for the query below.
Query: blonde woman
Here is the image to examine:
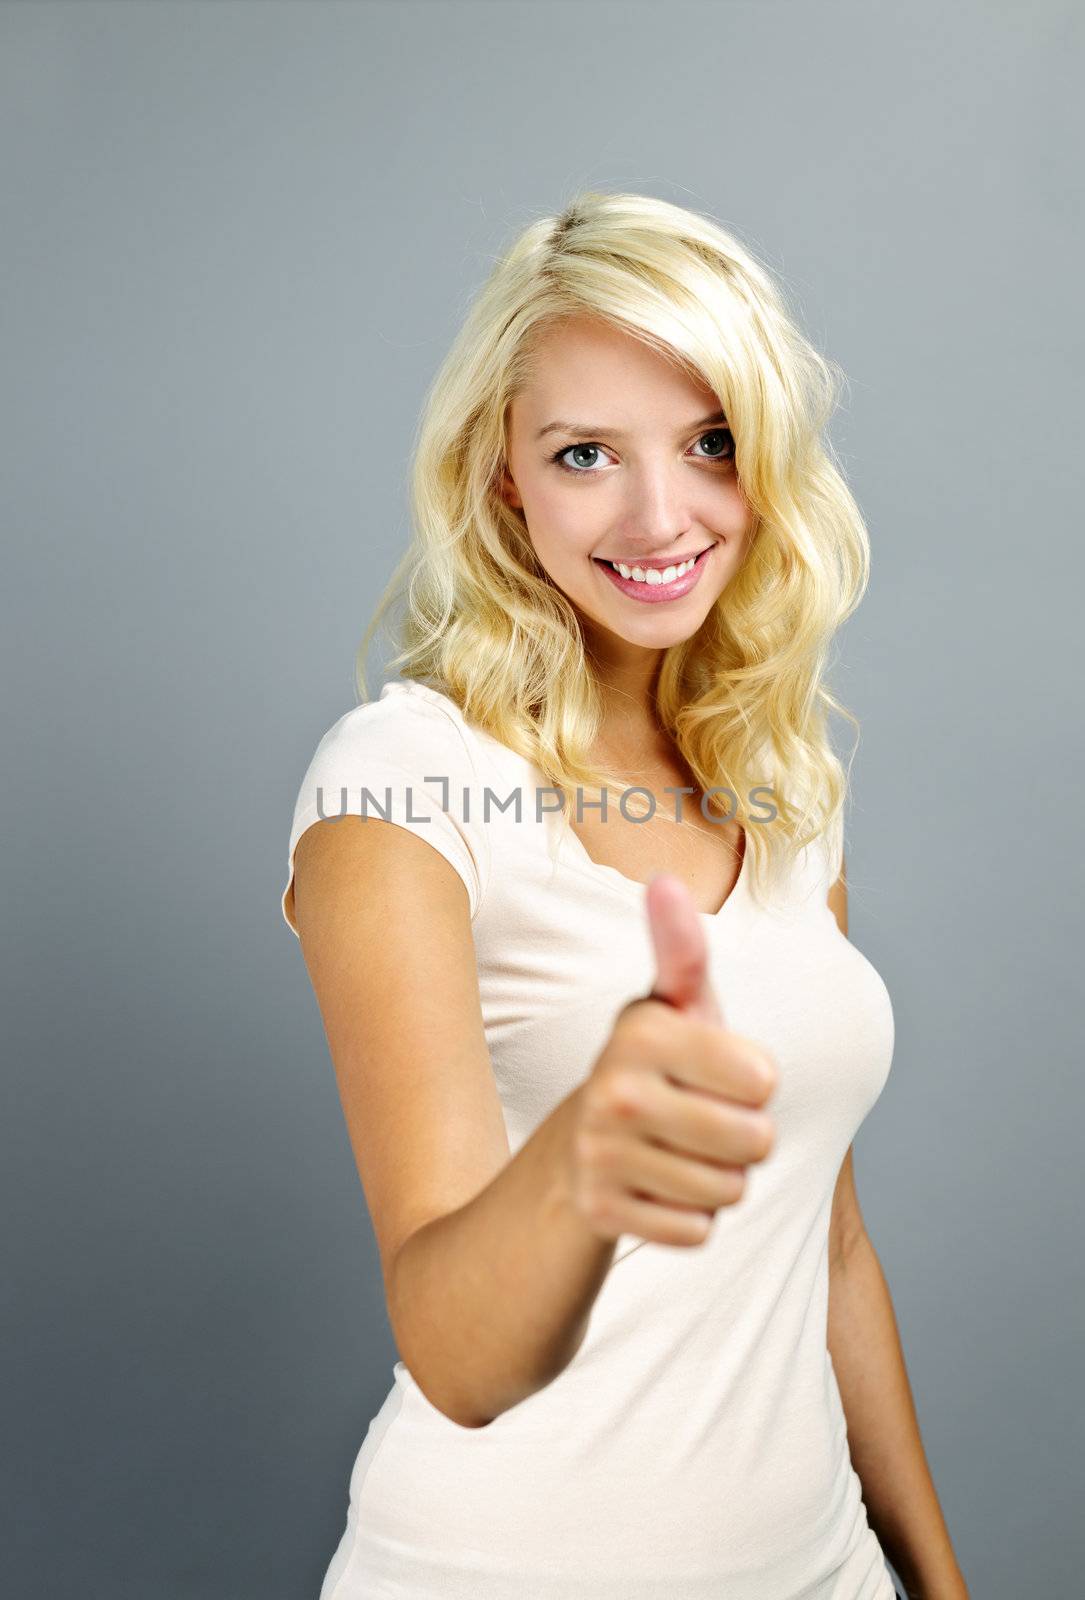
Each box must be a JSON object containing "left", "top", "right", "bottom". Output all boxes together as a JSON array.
[{"left": 282, "top": 193, "right": 967, "bottom": 1600}]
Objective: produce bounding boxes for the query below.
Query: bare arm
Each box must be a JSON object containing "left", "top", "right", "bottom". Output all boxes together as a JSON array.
[{"left": 290, "top": 814, "right": 615, "bottom": 1430}]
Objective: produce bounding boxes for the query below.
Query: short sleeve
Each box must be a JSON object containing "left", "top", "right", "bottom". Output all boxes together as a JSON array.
[{"left": 281, "top": 686, "right": 491, "bottom": 937}]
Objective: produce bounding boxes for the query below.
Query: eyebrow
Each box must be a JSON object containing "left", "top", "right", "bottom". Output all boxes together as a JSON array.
[{"left": 535, "top": 408, "right": 729, "bottom": 443}]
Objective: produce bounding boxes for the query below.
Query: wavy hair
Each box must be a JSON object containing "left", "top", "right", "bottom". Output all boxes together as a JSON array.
[{"left": 354, "top": 190, "right": 869, "bottom": 906}]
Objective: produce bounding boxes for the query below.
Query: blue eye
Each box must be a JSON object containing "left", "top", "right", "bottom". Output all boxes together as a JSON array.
[
  {"left": 549, "top": 429, "right": 736, "bottom": 475},
  {"left": 551, "top": 442, "right": 607, "bottom": 473}
]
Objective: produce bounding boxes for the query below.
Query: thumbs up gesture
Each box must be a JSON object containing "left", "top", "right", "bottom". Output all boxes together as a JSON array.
[{"left": 566, "top": 873, "right": 779, "bottom": 1249}]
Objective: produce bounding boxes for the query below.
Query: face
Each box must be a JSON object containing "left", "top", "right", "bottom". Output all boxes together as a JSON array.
[{"left": 498, "top": 314, "right": 753, "bottom": 684}]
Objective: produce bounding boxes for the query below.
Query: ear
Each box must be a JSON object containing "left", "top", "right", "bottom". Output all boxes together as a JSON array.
[{"left": 496, "top": 464, "right": 523, "bottom": 511}]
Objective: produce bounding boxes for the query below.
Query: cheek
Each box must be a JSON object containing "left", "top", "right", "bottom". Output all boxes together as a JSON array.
[
  {"left": 705, "top": 479, "right": 752, "bottom": 534},
  {"left": 528, "top": 479, "right": 604, "bottom": 551}
]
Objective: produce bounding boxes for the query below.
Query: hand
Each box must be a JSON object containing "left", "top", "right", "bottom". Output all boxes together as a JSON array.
[{"left": 566, "top": 872, "right": 779, "bottom": 1249}]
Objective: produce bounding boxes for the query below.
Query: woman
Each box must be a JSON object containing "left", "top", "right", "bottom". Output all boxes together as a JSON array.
[{"left": 282, "top": 192, "right": 967, "bottom": 1599}]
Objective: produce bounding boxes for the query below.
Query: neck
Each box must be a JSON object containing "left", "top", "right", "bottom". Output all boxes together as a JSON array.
[{"left": 582, "top": 630, "right": 664, "bottom": 742}]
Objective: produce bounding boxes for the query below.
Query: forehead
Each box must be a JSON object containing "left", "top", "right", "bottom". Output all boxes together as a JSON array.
[{"left": 514, "top": 315, "right": 714, "bottom": 420}]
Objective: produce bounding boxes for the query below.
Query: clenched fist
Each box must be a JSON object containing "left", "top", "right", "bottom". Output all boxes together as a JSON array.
[{"left": 565, "top": 872, "right": 779, "bottom": 1249}]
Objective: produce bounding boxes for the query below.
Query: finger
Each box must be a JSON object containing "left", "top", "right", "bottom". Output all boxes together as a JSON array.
[{"left": 645, "top": 872, "right": 725, "bottom": 1026}]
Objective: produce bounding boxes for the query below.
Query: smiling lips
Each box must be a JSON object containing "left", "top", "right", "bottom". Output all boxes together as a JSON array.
[
  {"left": 596, "top": 542, "right": 713, "bottom": 571},
  {"left": 595, "top": 542, "right": 715, "bottom": 602}
]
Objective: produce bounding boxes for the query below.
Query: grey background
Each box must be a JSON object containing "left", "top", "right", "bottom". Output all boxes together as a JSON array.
[{"left": 3, "top": 1, "right": 1081, "bottom": 1595}]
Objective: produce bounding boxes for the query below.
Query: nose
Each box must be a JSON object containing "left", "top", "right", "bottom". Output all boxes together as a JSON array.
[{"left": 616, "top": 458, "right": 696, "bottom": 555}]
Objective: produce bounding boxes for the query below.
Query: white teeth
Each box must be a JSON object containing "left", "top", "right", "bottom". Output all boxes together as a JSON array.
[{"left": 609, "top": 554, "right": 698, "bottom": 583}]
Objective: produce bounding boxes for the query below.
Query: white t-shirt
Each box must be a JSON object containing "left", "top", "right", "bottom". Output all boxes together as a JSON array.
[{"left": 282, "top": 679, "right": 897, "bottom": 1600}]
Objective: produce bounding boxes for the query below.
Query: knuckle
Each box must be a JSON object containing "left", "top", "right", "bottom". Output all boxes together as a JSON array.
[
  {"left": 618, "top": 1001, "right": 669, "bottom": 1054},
  {"left": 579, "top": 1077, "right": 612, "bottom": 1129},
  {"left": 589, "top": 1133, "right": 623, "bottom": 1175},
  {"left": 752, "top": 1046, "right": 779, "bottom": 1095},
  {"left": 725, "top": 1167, "right": 747, "bottom": 1200},
  {"left": 749, "top": 1112, "right": 775, "bottom": 1159},
  {"left": 585, "top": 1190, "right": 619, "bottom": 1231},
  {"left": 602, "top": 1071, "right": 646, "bottom": 1122},
  {"left": 670, "top": 1218, "right": 700, "bottom": 1247},
  {"left": 720, "top": 1034, "right": 778, "bottom": 1098}
]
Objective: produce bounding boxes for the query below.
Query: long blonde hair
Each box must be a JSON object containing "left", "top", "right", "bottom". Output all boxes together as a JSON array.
[{"left": 354, "top": 190, "right": 869, "bottom": 905}]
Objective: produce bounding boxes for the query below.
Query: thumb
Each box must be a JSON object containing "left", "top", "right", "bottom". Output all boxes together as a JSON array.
[{"left": 644, "top": 873, "right": 725, "bottom": 1026}]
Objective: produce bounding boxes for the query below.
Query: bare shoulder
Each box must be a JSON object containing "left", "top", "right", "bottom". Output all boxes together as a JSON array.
[{"left": 291, "top": 814, "right": 510, "bottom": 1292}]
